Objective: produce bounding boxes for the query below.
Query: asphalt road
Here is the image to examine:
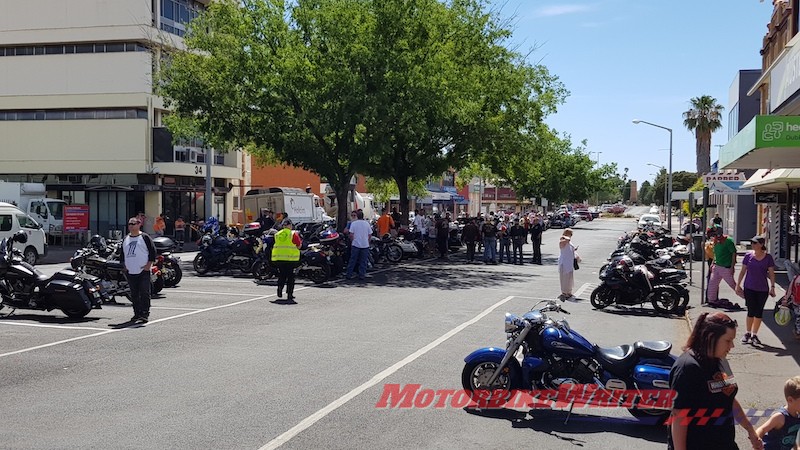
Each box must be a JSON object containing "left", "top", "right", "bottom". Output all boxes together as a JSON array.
[{"left": 0, "top": 218, "right": 691, "bottom": 449}]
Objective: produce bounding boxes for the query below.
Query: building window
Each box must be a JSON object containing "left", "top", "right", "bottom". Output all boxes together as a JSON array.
[
  {"left": 0, "top": 108, "right": 148, "bottom": 121},
  {"left": 160, "top": 0, "right": 204, "bottom": 37},
  {"left": 0, "top": 42, "right": 149, "bottom": 57}
]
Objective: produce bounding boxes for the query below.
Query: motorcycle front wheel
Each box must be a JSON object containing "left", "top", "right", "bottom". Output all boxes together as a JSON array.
[
  {"left": 650, "top": 286, "right": 680, "bottom": 314},
  {"left": 251, "top": 261, "right": 274, "bottom": 281},
  {"left": 164, "top": 264, "right": 182, "bottom": 287},
  {"left": 152, "top": 276, "right": 164, "bottom": 294},
  {"left": 461, "top": 361, "right": 519, "bottom": 404},
  {"left": 308, "top": 264, "right": 331, "bottom": 284},
  {"left": 193, "top": 254, "right": 210, "bottom": 275},
  {"left": 590, "top": 285, "right": 615, "bottom": 309}
]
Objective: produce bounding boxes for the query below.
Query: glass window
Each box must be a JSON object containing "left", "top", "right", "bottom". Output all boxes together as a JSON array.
[
  {"left": 137, "top": 109, "right": 148, "bottom": 119},
  {"left": 75, "top": 44, "right": 93, "bottom": 53},
  {"left": 35, "top": 111, "right": 45, "bottom": 120},
  {"left": 64, "top": 45, "right": 75, "bottom": 54},
  {"left": 75, "top": 110, "right": 94, "bottom": 119},
  {"left": 126, "top": 43, "right": 136, "bottom": 52},
  {"left": 16, "top": 214, "right": 40, "bottom": 230},
  {"left": 64, "top": 111, "right": 76, "bottom": 120},
  {"left": 34, "top": 46, "right": 44, "bottom": 55},
  {"left": 46, "top": 111, "right": 66, "bottom": 120},
  {"left": 105, "top": 109, "right": 126, "bottom": 119},
  {"left": 15, "top": 47, "right": 33, "bottom": 56},
  {"left": 0, "top": 48, "right": 5, "bottom": 57},
  {"left": 0, "top": 215, "right": 11, "bottom": 232},
  {"left": 162, "top": 0, "right": 175, "bottom": 20},
  {"left": 45, "top": 45, "right": 63, "bottom": 55},
  {"left": 16, "top": 111, "right": 34, "bottom": 120}
]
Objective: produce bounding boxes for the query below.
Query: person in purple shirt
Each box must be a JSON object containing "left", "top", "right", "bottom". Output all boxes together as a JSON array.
[{"left": 735, "top": 236, "right": 776, "bottom": 346}]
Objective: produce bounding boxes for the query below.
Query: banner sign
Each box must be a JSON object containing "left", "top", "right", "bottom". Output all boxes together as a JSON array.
[
  {"left": 755, "top": 192, "right": 787, "bottom": 204},
  {"left": 63, "top": 205, "right": 89, "bottom": 232}
]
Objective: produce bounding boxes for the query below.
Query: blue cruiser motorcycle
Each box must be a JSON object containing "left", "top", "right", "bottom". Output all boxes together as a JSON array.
[{"left": 462, "top": 299, "right": 676, "bottom": 421}]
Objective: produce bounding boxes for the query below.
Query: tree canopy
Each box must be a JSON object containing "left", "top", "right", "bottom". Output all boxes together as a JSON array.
[{"left": 683, "top": 95, "right": 723, "bottom": 175}]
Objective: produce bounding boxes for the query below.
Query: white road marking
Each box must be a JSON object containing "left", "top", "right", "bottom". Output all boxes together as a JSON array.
[
  {"left": 0, "top": 321, "right": 108, "bottom": 332},
  {"left": 149, "top": 306, "right": 203, "bottom": 311},
  {"left": 574, "top": 282, "right": 592, "bottom": 299},
  {"left": 168, "top": 289, "right": 258, "bottom": 297},
  {"left": 0, "top": 287, "right": 308, "bottom": 360},
  {"left": 258, "top": 295, "right": 517, "bottom": 450}
]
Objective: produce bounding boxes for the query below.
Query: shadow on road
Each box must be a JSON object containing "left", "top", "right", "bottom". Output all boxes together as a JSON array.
[
  {"left": 593, "top": 306, "right": 684, "bottom": 320},
  {"left": 0, "top": 313, "right": 102, "bottom": 324},
  {"left": 464, "top": 407, "right": 667, "bottom": 445}
]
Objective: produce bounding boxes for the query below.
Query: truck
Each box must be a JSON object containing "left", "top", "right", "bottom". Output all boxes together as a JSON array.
[
  {"left": 0, "top": 182, "right": 67, "bottom": 237},
  {"left": 320, "top": 183, "right": 377, "bottom": 221},
  {"left": 243, "top": 187, "right": 327, "bottom": 225}
]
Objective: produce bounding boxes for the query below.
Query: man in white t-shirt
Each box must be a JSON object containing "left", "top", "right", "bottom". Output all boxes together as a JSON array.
[
  {"left": 412, "top": 209, "right": 425, "bottom": 239},
  {"left": 345, "top": 210, "right": 372, "bottom": 281},
  {"left": 119, "top": 216, "right": 156, "bottom": 323}
]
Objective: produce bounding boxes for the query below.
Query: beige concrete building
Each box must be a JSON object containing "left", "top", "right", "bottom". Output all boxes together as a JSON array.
[{"left": 0, "top": 0, "right": 247, "bottom": 238}]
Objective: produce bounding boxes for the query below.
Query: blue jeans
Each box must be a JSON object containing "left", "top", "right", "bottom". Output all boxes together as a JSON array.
[
  {"left": 346, "top": 246, "right": 369, "bottom": 279},
  {"left": 483, "top": 237, "right": 497, "bottom": 262},
  {"left": 499, "top": 237, "right": 511, "bottom": 263}
]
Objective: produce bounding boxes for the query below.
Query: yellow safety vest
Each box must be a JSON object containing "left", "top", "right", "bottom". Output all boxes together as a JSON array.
[{"left": 271, "top": 228, "right": 300, "bottom": 262}]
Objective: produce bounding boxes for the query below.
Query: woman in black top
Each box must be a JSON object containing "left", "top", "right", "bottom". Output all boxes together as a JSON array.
[{"left": 669, "top": 312, "right": 762, "bottom": 450}]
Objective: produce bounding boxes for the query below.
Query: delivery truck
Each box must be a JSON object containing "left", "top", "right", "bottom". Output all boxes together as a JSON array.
[
  {"left": 243, "top": 187, "right": 327, "bottom": 225},
  {"left": 0, "top": 182, "right": 67, "bottom": 237}
]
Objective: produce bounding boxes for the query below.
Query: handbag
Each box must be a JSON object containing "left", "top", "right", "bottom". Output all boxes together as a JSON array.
[{"left": 573, "top": 258, "right": 580, "bottom": 270}]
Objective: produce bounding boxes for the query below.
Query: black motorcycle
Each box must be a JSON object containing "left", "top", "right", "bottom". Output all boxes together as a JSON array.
[
  {"left": 252, "top": 232, "right": 331, "bottom": 284},
  {"left": 590, "top": 255, "right": 682, "bottom": 314},
  {"left": 193, "top": 231, "right": 259, "bottom": 275},
  {"left": 0, "top": 231, "right": 105, "bottom": 318},
  {"left": 71, "top": 243, "right": 164, "bottom": 300}
]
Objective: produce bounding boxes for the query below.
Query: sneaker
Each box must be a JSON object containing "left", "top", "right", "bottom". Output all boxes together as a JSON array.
[
  {"left": 750, "top": 335, "right": 762, "bottom": 346},
  {"left": 136, "top": 316, "right": 149, "bottom": 324},
  {"left": 741, "top": 332, "right": 751, "bottom": 344},
  {"left": 130, "top": 315, "right": 140, "bottom": 322}
]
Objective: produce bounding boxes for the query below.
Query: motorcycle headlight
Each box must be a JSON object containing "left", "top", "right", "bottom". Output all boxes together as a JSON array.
[{"left": 505, "top": 313, "right": 524, "bottom": 333}]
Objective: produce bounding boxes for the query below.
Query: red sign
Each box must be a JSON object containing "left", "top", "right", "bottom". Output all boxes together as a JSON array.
[{"left": 64, "top": 205, "right": 90, "bottom": 232}]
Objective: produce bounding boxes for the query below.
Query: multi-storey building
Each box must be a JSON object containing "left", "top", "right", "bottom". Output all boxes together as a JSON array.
[{"left": 0, "top": 0, "right": 246, "bottom": 238}]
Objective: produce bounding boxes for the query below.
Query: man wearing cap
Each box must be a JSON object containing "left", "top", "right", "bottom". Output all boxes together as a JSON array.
[
  {"left": 707, "top": 225, "right": 740, "bottom": 308},
  {"left": 271, "top": 219, "right": 302, "bottom": 302}
]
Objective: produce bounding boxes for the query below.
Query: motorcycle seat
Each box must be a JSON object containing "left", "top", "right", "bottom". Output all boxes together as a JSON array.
[
  {"left": 633, "top": 341, "right": 672, "bottom": 358},
  {"left": 594, "top": 344, "right": 637, "bottom": 372}
]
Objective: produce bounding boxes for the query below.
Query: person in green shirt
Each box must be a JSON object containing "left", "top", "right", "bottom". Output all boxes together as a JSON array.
[{"left": 707, "top": 226, "right": 742, "bottom": 308}]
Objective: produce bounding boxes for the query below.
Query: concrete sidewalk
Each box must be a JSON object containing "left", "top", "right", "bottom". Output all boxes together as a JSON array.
[{"left": 681, "top": 256, "right": 799, "bottom": 422}]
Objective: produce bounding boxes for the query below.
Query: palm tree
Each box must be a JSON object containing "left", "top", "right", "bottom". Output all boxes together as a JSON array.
[{"left": 682, "top": 95, "right": 724, "bottom": 175}]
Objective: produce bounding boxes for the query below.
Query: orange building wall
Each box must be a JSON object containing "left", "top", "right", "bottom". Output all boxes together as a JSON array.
[{"left": 250, "top": 163, "right": 367, "bottom": 195}]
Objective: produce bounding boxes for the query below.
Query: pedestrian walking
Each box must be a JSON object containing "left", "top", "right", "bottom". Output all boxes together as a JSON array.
[
  {"left": 412, "top": 209, "right": 425, "bottom": 240},
  {"left": 119, "top": 216, "right": 156, "bottom": 323},
  {"left": 708, "top": 226, "right": 742, "bottom": 309},
  {"left": 669, "top": 312, "right": 762, "bottom": 450},
  {"left": 153, "top": 213, "right": 166, "bottom": 237},
  {"left": 270, "top": 219, "right": 302, "bottom": 303},
  {"left": 755, "top": 376, "right": 800, "bottom": 449},
  {"left": 558, "top": 228, "right": 578, "bottom": 300},
  {"left": 461, "top": 218, "right": 480, "bottom": 263},
  {"left": 481, "top": 217, "right": 497, "bottom": 264},
  {"left": 530, "top": 216, "right": 543, "bottom": 265},
  {"left": 735, "top": 236, "right": 776, "bottom": 345},
  {"left": 174, "top": 216, "right": 186, "bottom": 251},
  {"left": 510, "top": 219, "right": 526, "bottom": 264},
  {"left": 345, "top": 210, "right": 372, "bottom": 280}
]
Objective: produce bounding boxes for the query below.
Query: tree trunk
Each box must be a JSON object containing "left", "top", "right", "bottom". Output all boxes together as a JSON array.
[
  {"left": 395, "top": 176, "right": 409, "bottom": 226},
  {"left": 696, "top": 131, "right": 711, "bottom": 175},
  {"left": 334, "top": 181, "right": 352, "bottom": 232}
]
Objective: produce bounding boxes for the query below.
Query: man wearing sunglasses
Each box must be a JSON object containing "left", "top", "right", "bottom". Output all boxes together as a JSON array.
[{"left": 119, "top": 217, "right": 157, "bottom": 323}]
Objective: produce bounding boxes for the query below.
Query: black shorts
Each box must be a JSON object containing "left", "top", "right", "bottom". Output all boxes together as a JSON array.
[{"left": 743, "top": 288, "right": 769, "bottom": 318}]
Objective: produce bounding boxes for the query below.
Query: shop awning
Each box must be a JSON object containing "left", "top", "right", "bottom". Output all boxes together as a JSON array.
[
  {"left": 719, "top": 115, "right": 800, "bottom": 170},
  {"left": 742, "top": 168, "right": 800, "bottom": 191}
]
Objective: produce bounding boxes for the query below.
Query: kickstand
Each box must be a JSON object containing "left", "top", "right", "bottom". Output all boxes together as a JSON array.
[{"left": 564, "top": 401, "right": 575, "bottom": 425}]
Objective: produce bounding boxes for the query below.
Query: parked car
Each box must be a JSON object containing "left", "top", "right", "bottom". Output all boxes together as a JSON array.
[
  {"left": 575, "top": 210, "right": 593, "bottom": 221},
  {"left": 637, "top": 213, "right": 662, "bottom": 229},
  {"left": 649, "top": 205, "right": 659, "bottom": 214}
]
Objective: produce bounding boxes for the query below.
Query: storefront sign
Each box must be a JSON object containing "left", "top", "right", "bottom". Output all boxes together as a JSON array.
[
  {"left": 703, "top": 173, "right": 747, "bottom": 183},
  {"left": 755, "top": 192, "right": 787, "bottom": 203},
  {"left": 755, "top": 115, "right": 800, "bottom": 147},
  {"left": 63, "top": 205, "right": 89, "bottom": 232},
  {"left": 770, "top": 40, "right": 800, "bottom": 113}
]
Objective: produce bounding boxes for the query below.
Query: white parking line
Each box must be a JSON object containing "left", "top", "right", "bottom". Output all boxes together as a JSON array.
[
  {"left": 168, "top": 289, "right": 259, "bottom": 297},
  {"left": 0, "top": 321, "right": 108, "bottom": 332},
  {"left": 150, "top": 306, "right": 203, "bottom": 311},
  {"left": 0, "top": 288, "right": 308, "bottom": 360},
  {"left": 574, "top": 282, "right": 592, "bottom": 299},
  {"left": 258, "top": 294, "right": 516, "bottom": 450}
]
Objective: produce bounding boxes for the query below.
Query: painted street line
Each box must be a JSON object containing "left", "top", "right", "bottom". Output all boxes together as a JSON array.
[
  {"left": 258, "top": 295, "right": 516, "bottom": 450},
  {"left": 574, "top": 283, "right": 592, "bottom": 299},
  {"left": 149, "top": 306, "right": 203, "bottom": 311},
  {"left": 168, "top": 289, "right": 258, "bottom": 297},
  {"left": 0, "top": 321, "right": 108, "bottom": 332}
]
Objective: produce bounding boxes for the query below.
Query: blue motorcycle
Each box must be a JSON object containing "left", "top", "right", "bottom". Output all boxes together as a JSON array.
[{"left": 462, "top": 299, "right": 676, "bottom": 421}]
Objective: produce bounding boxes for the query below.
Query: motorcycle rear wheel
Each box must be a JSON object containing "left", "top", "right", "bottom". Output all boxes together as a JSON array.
[
  {"left": 193, "top": 254, "right": 210, "bottom": 275},
  {"left": 628, "top": 405, "right": 670, "bottom": 424},
  {"left": 152, "top": 276, "right": 164, "bottom": 294},
  {"left": 251, "top": 261, "right": 274, "bottom": 281},
  {"left": 386, "top": 244, "right": 403, "bottom": 263},
  {"left": 308, "top": 264, "right": 331, "bottom": 284},
  {"left": 164, "top": 265, "right": 182, "bottom": 287},
  {"left": 590, "top": 285, "right": 615, "bottom": 309},
  {"left": 650, "top": 287, "right": 680, "bottom": 314},
  {"left": 62, "top": 306, "right": 90, "bottom": 319}
]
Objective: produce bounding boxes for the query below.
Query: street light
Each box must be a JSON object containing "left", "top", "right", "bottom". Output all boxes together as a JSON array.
[
  {"left": 646, "top": 162, "right": 668, "bottom": 215},
  {"left": 590, "top": 151, "right": 602, "bottom": 165},
  {"left": 633, "top": 119, "right": 673, "bottom": 232}
]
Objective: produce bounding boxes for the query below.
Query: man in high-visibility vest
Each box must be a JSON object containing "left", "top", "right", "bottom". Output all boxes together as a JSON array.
[{"left": 271, "top": 218, "right": 302, "bottom": 303}]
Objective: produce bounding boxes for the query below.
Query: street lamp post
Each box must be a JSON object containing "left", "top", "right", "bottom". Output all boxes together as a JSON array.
[{"left": 633, "top": 120, "right": 673, "bottom": 232}]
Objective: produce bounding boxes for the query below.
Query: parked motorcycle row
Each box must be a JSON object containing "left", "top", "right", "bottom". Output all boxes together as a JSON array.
[{"left": 590, "top": 225, "right": 692, "bottom": 315}]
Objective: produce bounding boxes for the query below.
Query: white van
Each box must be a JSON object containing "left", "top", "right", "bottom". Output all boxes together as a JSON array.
[{"left": 0, "top": 202, "right": 47, "bottom": 264}]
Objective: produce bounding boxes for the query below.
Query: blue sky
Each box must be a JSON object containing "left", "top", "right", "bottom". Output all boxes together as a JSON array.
[{"left": 488, "top": 0, "right": 773, "bottom": 190}]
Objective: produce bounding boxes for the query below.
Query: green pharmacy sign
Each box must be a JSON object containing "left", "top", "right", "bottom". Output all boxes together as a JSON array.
[{"left": 756, "top": 116, "right": 800, "bottom": 147}]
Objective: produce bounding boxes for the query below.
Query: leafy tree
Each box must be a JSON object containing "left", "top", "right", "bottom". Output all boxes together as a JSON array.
[
  {"left": 683, "top": 95, "right": 723, "bottom": 175},
  {"left": 365, "top": 177, "right": 428, "bottom": 209},
  {"left": 362, "top": 0, "right": 566, "bottom": 223},
  {"left": 638, "top": 180, "right": 654, "bottom": 205}
]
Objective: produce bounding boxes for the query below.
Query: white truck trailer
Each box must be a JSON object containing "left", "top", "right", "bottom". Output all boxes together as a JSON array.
[
  {"left": 0, "top": 182, "right": 67, "bottom": 237},
  {"left": 243, "top": 187, "right": 327, "bottom": 225}
]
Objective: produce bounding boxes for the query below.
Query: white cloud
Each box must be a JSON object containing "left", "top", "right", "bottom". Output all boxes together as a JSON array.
[{"left": 534, "top": 4, "right": 593, "bottom": 17}]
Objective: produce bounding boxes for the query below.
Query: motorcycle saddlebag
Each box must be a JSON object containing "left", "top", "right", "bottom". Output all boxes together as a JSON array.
[
  {"left": 152, "top": 236, "right": 176, "bottom": 254},
  {"left": 243, "top": 222, "right": 262, "bottom": 237},
  {"left": 43, "top": 279, "right": 92, "bottom": 310},
  {"left": 303, "top": 251, "right": 326, "bottom": 265}
]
